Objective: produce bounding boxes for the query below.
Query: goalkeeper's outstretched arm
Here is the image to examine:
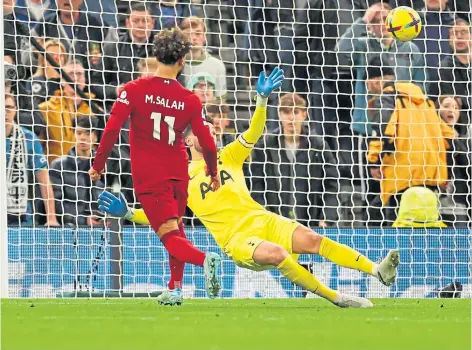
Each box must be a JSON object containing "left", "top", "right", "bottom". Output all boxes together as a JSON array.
[
  {"left": 243, "top": 67, "right": 284, "bottom": 145},
  {"left": 98, "top": 191, "right": 150, "bottom": 225},
  {"left": 240, "top": 96, "right": 269, "bottom": 146},
  {"left": 124, "top": 208, "right": 150, "bottom": 225},
  {"left": 226, "top": 68, "right": 284, "bottom": 164}
]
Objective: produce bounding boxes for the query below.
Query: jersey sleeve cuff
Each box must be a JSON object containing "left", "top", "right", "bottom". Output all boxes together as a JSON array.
[
  {"left": 123, "top": 207, "right": 134, "bottom": 221},
  {"left": 238, "top": 134, "right": 255, "bottom": 149},
  {"left": 255, "top": 95, "right": 268, "bottom": 108}
]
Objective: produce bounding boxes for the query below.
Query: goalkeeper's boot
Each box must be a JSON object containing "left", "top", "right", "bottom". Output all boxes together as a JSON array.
[
  {"left": 157, "top": 288, "right": 183, "bottom": 306},
  {"left": 374, "top": 249, "right": 400, "bottom": 287},
  {"left": 333, "top": 294, "right": 374, "bottom": 308},
  {"left": 204, "top": 252, "right": 221, "bottom": 299}
]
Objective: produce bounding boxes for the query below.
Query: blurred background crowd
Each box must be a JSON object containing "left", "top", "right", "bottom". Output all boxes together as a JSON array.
[{"left": 3, "top": 0, "right": 472, "bottom": 228}]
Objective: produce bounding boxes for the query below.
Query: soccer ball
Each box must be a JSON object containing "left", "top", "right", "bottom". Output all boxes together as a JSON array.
[{"left": 385, "top": 6, "right": 422, "bottom": 42}]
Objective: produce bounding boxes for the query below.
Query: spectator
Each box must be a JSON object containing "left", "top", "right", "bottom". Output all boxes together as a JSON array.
[
  {"left": 150, "top": 0, "right": 198, "bottom": 31},
  {"left": 50, "top": 116, "right": 106, "bottom": 226},
  {"left": 137, "top": 57, "right": 158, "bottom": 78},
  {"left": 5, "top": 93, "right": 59, "bottom": 226},
  {"left": 27, "top": 39, "right": 68, "bottom": 107},
  {"left": 15, "top": 0, "right": 56, "bottom": 27},
  {"left": 4, "top": 0, "right": 34, "bottom": 109},
  {"left": 435, "top": 95, "right": 471, "bottom": 227},
  {"left": 414, "top": 0, "right": 457, "bottom": 99},
  {"left": 366, "top": 61, "right": 455, "bottom": 224},
  {"left": 21, "top": 0, "right": 117, "bottom": 91},
  {"left": 4, "top": 0, "right": 23, "bottom": 65},
  {"left": 186, "top": 72, "right": 216, "bottom": 106},
  {"left": 82, "top": 0, "right": 118, "bottom": 28},
  {"left": 438, "top": 18, "right": 472, "bottom": 119},
  {"left": 180, "top": 16, "right": 227, "bottom": 100},
  {"left": 392, "top": 187, "right": 446, "bottom": 228},
  {"left": 102, "top": 2, "right": 155, "bottom": 103},
  {"left": 251, "top": 93, "right": 340, "bottom": 228},
  {"left": 205, "top": 102, "right": 234, "bottom": 148},
  {"left": 337, "top": 2, "right": 427, "bottom": 136},
  {"left": 245, "top": 0, "right": 300, "bottom": 81},
  {"left": 38, "top": 60, "right": 98, "bottom": 164}
]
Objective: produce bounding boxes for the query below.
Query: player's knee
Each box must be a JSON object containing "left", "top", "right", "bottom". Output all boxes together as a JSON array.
[
  {"left": 307, "top": 232, "right": 323, "bottom": 254},
  {"left": 265, "top": 244, "right": 289, "bottom": 266},
  {"left": 158, "top": 219, "right": 179, "bottom": 237},
  {"left": 292, "top": 225, "right": 323, "bottom": 254}
]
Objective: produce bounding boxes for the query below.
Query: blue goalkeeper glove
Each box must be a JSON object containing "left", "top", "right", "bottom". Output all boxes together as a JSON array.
[
  {"left": 256, "top": 67, "right": 285, "bottom": 98},
  {"left": 98, "top": 191, "right": 128, "bottom": 218}
]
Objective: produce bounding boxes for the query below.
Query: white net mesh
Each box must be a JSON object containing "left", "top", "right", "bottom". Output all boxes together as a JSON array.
[{"left": 4, "top": 0, "right": 471, "bottom": 298}]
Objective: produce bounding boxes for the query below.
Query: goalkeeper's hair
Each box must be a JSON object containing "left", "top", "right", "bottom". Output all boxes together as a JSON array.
[{"left": 152, "top": 27, "right": 191, "bottom": 65}]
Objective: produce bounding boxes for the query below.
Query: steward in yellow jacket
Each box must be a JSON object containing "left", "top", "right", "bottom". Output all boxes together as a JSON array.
[
  {"left": 367, "top": 81, "right": 456, "bottom": 206},
  {"left": 38, "top": 61, "right": 102, "bottom": 164},
  {"left": 39, "top": 90, "right": 95, "bottom": 163}
]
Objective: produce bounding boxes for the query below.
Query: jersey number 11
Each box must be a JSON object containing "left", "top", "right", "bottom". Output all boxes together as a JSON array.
[{"left": 151, "top": 112, "right": 176, "bottom": 145}]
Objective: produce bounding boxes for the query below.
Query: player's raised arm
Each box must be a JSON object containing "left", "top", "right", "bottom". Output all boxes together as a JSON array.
[
  {"left": 189, "top": 96, "right": 219, "bottom": 189},
  {"left": 226, "top": 68, "right": 284, "bottom": 164},
  {"left": 89, "top": 84, "right": 134, "bottom": 180}
]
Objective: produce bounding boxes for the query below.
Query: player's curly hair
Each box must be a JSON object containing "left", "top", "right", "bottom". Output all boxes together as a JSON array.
[{"left": 152, "top": 27, "right": 191, "bottom": 65}]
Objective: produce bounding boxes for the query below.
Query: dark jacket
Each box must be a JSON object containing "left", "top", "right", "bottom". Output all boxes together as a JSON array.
[
  {"left": 25, "top": 76, "right": 61, "bottom": 107},
  {"left": 150, "top": 1, "right": 197, "bottom": 31},
  {"left": 250, "top": 128, "right": 340, "bottom": 227},
  {"left": 413, "top": 9, "right": 457, "bottom": 99},
  {"left": 4, "top": 13, "right": 23, "bottom": 63},
  {"left": 50, "top": 148, "right": 105, "bottom": 225},
  {"left": 337, "top": 18, "right": 427, "bottom": 135},
  {"left": 438, "top": 56, "right": 472, "bottom": 119},
  {"left": 245, "top": 0, "right": 296, "bottom": 68},
  {"left": 15, "top": 0, "right": 56, "bottom": 27},
  {"left": 30, "top": 11, "right": 112, "bottom": 62},
  {"left": 446, "top": 136, "right": 471, "bottom": 209},
  {"left": 284, "top": 0, "right": 365, "bottom": 94},
  {"left": 102, "top": 31, "right": 155, "bottom": 101},
  {"left": 22, "top": 10, "right": 116, "bottom": 101}
]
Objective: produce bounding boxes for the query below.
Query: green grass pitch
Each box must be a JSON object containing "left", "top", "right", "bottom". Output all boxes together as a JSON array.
[{"left": 2, "top": 298, "right": 470, "bottom": 350}]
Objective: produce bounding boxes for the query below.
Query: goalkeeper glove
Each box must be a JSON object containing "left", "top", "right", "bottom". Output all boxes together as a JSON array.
[
  {"left": 256, "top": 67, "right": 284, "bottom": 98},
  {"left": 98, "top": 191, "right": 132, "bottom": 220}
]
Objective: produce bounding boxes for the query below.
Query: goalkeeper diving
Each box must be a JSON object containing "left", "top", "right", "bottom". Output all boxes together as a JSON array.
[{"left": 98, "top": 68, "right": 399, "bottom": 308}]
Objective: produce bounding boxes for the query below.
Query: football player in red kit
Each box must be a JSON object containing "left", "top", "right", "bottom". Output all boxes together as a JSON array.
[{"left": 89, "top": 27, "right": 221, "bottom": 304}]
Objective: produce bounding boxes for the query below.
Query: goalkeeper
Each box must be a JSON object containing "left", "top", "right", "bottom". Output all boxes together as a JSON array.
[{"left": 98, "top": 68, "right": 399, "bottom": 307}]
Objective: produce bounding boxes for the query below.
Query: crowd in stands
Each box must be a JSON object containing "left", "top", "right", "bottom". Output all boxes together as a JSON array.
[{"left": 3, "top": 0, "right": 472, "bottom": 228}]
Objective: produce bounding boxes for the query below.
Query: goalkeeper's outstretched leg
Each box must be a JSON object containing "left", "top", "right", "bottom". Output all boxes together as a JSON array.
[
  {"left": 291, "top": 225, "right": 400, "bottom": 288},
  {"left": 251, "top": 224, "right": 399, "bottom": 308}
]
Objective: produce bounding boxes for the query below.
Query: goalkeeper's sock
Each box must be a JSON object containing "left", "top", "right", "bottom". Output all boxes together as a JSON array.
[
  {"left": 319, "top": 237, "right": 375, "bottom": 276},
  {"left": 168, "top": 223, "right": 187, "bottom": 290},
  {"left": 277, "top": 255, "right": 337, "bottom": 302},
  {"left": 161, "top": 230, "right": 205, "bottom": 267}
]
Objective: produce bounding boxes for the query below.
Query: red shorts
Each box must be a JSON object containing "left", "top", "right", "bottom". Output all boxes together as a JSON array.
[{"left": 137, "top": 179, "right": 189, "bottom": 233}]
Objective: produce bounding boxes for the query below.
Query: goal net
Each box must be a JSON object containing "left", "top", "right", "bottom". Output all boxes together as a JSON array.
[{"left": 3, "top": 0, "right": 471, "bottom": 298}]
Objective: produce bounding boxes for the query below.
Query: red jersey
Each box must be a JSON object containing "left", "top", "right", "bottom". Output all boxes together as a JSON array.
[{"left": 93, "top": 76, "right": 217, "bottom": 194}]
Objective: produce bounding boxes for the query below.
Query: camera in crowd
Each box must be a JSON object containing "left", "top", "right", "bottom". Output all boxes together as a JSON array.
[
  {"left": 5, "top": 61, "right": 17, "bottom": 81},
  {"left": 4, "top": 61, "right": 17, "bottom": 92}
]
